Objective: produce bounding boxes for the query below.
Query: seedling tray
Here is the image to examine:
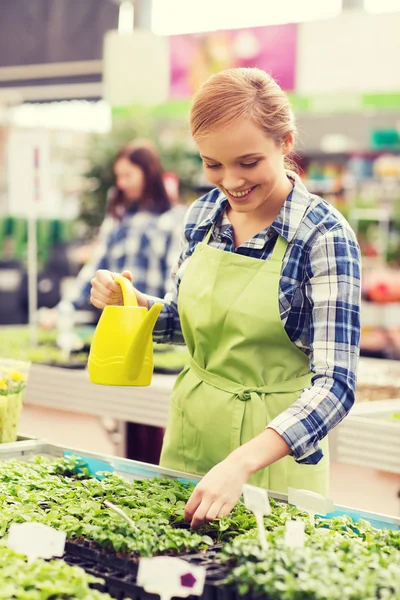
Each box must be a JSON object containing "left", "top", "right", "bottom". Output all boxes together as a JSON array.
[
  {"left": 0, "top": 440, "right": 397, "bottom": 531},
  {"left": 63, "top": 549, "right": 233, "bottom": 600},
  {"left": 65, "top": 538, "right": 226, "bottom": 574},
  {"left": 0, "top": 441, "right": 398, "bottom": 600}
]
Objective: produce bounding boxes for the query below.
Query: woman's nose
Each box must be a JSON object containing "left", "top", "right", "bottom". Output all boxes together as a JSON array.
[{"left": 221, "top": 174, "right": 246, "bottom": 191}]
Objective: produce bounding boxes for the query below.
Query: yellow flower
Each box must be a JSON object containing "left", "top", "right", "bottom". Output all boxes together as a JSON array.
[
  {"left": 11, "top": 371, "right": 25, "bottom": 382},
  {"left": 0, "top": 380, "right": 7, "bottom": 392}
]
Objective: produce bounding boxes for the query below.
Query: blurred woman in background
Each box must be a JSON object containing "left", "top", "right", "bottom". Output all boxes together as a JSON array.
[
  {"left": 72, "top": 140, "right": 173, "bottom": 309},
  {"left": 43, "top": 140, "right": 185, "bottom": 465}
]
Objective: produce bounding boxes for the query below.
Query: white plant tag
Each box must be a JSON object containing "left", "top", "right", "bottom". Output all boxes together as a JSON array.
[
  {"left": 7, "top": 522, "right": 66, "bottom": 563},
  {"left": 243, "top": 484, "right": 271, "bottom": 550},
  {"left": 137, "top": 556, "right": 206, "bottom": 600},
  {"left": 284, "top": 520, "right": 305, "bottom": 549},
  {"left": 288, "top": 488, "right": 334, "bottom": 527}
]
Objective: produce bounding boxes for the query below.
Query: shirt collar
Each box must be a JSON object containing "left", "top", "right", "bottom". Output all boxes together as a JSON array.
[
  {"left": 191, "top": 171, "right": 311, "bottom": 243},
  {"left": 270, "top": 171, "right": 312, "bottom": 243},
  {"left": 191, "top": 189, "right": 228, "bottom": 241}
]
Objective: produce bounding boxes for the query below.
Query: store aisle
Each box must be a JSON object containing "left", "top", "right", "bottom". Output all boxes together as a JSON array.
[{"left": 19, "top": 405, "right": 116, "bottom": 455}]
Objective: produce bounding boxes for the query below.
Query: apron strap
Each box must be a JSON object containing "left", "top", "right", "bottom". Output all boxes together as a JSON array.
[
  {"left": 270, "top": 234, "right": 288, "bottom": 263},
  {"left": 203, "top": 226, "right": 214, "bottom": 245},
  {"left": 190, "top": 358, "right": 312, "bottom": 398}
]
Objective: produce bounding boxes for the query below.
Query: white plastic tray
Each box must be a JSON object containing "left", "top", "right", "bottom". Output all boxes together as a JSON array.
[{"left": 335, "top": 399, "right": 400, "bottom": 474}]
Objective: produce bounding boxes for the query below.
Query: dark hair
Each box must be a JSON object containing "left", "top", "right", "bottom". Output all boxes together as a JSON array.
[{"left": 108, "top": 140, "right": 171, "bottom": 219}]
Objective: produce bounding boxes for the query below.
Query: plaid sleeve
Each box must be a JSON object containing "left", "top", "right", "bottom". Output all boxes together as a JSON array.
[
  {"left": 268, "top": 225, "right": 362, "bottom": 464},
  {"left": 146, "top": 217, "right": 191, "bottom": 345}
]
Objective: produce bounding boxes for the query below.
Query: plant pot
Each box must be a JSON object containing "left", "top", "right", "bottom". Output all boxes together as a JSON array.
[{"left": 0, "top": 391, "right": 23, "bottom": 443}]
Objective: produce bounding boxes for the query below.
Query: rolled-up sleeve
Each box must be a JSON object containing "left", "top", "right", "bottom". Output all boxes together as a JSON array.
[{"left": 268, "top": 225, "right": 362, "bottom": 464}]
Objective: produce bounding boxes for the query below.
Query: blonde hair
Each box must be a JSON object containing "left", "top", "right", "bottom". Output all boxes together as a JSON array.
[{"left": 190, "top": 68, "right": 297, "bottom": 170}]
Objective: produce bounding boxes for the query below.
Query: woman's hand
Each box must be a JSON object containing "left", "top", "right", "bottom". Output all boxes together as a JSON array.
[
  {"left": 183, "top": 429, "right": 291, "bottom": 529},
  {"left": 184, "top": 456, "right": 250, "bottom": 529},
  {"left": 90, "top": 269, "right": 149, "bottom": 310}
]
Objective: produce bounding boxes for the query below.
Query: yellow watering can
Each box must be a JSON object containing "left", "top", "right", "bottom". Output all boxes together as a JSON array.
[{"left": 88, "top": 276, "right": 163, "bottom": 386}]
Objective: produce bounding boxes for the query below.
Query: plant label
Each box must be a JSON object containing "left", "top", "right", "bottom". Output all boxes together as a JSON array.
[
  {"left": 243, "top": 484, "right": 271, "bottom": 550},
  {"left": 7, "top": 522, "right": 66, "bottom": 563},
  {"left": 104, "top": 499, "right": 138, "bottom": 531},
  {"left": 138, "top": 556, "right": 206, "bottom": 600},
  {"left": 288, "top": 488, "right": 334, "bottom": 527},
  {"left": 243, "top": 484, "right": 271, "bottom": 516},
  {"left": 284, "top": 520, "right": 306, "bottom": 549}
]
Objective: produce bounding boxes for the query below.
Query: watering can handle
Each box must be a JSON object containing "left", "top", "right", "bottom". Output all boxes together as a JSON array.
[{"left": 114, "top": 276, "right": 138, "bottom": 307}]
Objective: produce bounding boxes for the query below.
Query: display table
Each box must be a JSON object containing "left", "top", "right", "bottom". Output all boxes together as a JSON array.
[
  {"left": 24, "top": 359, "right": 400, "bottom": 504},
  {"left": 25, "top": 357, "right": 400, "bottom": 428},
  {"left": 25, "top": 364, "right": 175, "bottom": 428}
]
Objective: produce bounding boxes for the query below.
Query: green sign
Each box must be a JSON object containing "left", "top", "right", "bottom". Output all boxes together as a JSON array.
[
  {"left": 371, "top": 129, "right": 400, "bottom": 149},
  {"left": 112, "top": 92, "right": 400, "bottom": 121},
  {"left": 112, "top": 100, "right": 191, "bottom": 121},
  {"left": 290, "top": 91, "right": 400, "bottom": 114}
]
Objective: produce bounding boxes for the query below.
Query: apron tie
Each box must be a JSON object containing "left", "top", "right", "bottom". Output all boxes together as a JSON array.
[
  {"left": 189, "top": 358, "right": 313, "bottom": 488},
  {"left": 189, "top": 358, "right": 312, "bottom": 397}
]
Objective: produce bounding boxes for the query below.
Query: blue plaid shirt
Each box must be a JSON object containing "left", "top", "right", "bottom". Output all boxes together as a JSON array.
[
  {"left": 147, "top": 172, "right": 361, "bottom": 465},
  {"left": 72, "top": 205, "right": 186, "bottom": 310}
]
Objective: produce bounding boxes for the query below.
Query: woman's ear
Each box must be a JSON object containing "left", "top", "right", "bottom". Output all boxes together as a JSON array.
[{"left": 283, "top": 133, "right": 295, "bottom": 156}]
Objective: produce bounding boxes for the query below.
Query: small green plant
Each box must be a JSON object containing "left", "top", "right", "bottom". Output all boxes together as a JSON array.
[
  {"left": 0, "top": 455, "right": 399, "bottom": 599},
  {"left": 221, "top": 510, "right": 400, "bottom": 600},
  {"left": 0, "top": 541, "right": 116, "bottom": 599},
  {"left": 0, "top": 457, "right": 215, "bottom": 557}
]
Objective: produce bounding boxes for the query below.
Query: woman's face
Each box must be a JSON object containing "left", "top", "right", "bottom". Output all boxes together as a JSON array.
[
  {"left": 197, "top": 118, "right": 293, "bottom": 215},
  {"left": 114, "top": 158, "right": 145, "bottom": 202}
]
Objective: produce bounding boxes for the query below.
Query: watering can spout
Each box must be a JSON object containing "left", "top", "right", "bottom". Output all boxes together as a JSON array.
[{"left": 124, "top": 302, "right": 163, "bottom": 380}]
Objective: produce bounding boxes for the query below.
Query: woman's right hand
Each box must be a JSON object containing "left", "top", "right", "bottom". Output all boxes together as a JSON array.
[{"left": 90, "top": 270, "right": 149, "bottom": 310}]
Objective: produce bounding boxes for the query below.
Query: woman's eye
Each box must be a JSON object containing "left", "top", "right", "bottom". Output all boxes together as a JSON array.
[
  {"left": 204, "top": 163, "right": 221, "bottom": 169},
  {"left": 241, "top": 161, "right": 259, "bottom": 168}
]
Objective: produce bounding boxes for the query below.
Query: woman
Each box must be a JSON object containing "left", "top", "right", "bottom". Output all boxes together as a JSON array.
[
  {"left": 90, "top": 68, "right": 361, "bottom": 528},
  {"left": 75, "top": 141, "right": 179, "bottom": 465},
  {"left": 72, "top": 140, "right": 172, "bottom": 310}
]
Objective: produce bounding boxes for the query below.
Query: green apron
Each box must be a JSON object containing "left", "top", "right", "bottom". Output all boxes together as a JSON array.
[{"left": 160, "top": 227, "right": 329, "bottom": 495}]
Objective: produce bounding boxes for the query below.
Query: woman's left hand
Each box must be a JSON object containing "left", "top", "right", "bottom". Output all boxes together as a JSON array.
[
  {"left": 184, "top": 456, "right": 249, "bottom": 529},
  {"left": 183, "top": 429, "right": 291, "bottom": 528}
]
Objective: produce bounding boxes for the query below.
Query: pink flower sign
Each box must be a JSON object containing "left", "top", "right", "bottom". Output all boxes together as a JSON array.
[{"left": 170, "top": 24, "right": 297, "bottom": 98}]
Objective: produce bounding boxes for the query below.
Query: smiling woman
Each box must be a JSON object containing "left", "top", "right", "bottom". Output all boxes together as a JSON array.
[
  {"left": 192, "top": 69, "right": 297, "bottom": 245},
  {"left": 90, "top": 67, "right": 361, "bottom": 529}
]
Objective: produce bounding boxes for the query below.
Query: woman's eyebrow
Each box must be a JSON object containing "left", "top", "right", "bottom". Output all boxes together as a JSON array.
[{"left": 200, "top": 153, "right": 263, "bottom": 160}]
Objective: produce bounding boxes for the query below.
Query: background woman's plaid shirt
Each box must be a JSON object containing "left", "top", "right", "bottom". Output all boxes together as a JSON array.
[
  {"left": 72, "top": 205, "right": 186, "bottom": 310},
  {"left": 149, "top": 172, "right": 361, "bottom": 465}
]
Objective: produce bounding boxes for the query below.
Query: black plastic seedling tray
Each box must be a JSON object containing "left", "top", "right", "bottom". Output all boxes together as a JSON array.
[{"left": 64, "top": 541, "right": 235, "bottom": 600}]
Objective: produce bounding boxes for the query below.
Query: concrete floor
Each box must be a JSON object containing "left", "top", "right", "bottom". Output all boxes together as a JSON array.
[{"left": 19, "top": 405, "right": 400, "bottom": 518}]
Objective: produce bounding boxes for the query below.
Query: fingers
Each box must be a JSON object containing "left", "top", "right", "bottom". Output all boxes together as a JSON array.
[
  {"left": 90, "top": 288, "right": 114, "bottom": 309},
  {"left": 184, "top": 488, "right": 232, "bottom": 529},
  {"left": 120, "top": 270, "right": 133, "bottom": 281},
  {"left": 184, "top": 487, "right": 201, "bottom": 524},
  {"left": 205, "top": 502, "right": 224, "bottom": 523},
  {"left": 218, "top": 503, "right": 233, "bottom": 519},
  {"left": 190, "top": 500, "right": 211, "bottom": 529},
  {"left": 90, "top": 270, "right": 124, "bottom": 308},
  {"left": 190, "top": 499, "right": 232, "bottom": 529}
]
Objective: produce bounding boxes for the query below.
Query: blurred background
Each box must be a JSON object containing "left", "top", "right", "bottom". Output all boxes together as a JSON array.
[{"left": 0, "top": 0, "right": 399, "bottom": 514}]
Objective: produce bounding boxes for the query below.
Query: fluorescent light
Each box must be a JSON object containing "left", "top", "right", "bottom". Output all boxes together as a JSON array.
[
  {"left": 364, "top": 0, "right": 400, "bottom": 13},
  {"left": 151, "top": 0, "right": 342, "bottom": 35},
  {"left": 118, "top": 1, "right": 134, "bottom": 34},
  {"left": 8, "top": 100, "right": 112, "bottom": 133}
]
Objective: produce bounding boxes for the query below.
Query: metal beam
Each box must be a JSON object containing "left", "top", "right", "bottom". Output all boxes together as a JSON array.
[
  {"left": 342, "top": 0, "right": 365, "bottom": 10},
  {"left": 134, "top": 0, "right": 153, "bottom": 30}
]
